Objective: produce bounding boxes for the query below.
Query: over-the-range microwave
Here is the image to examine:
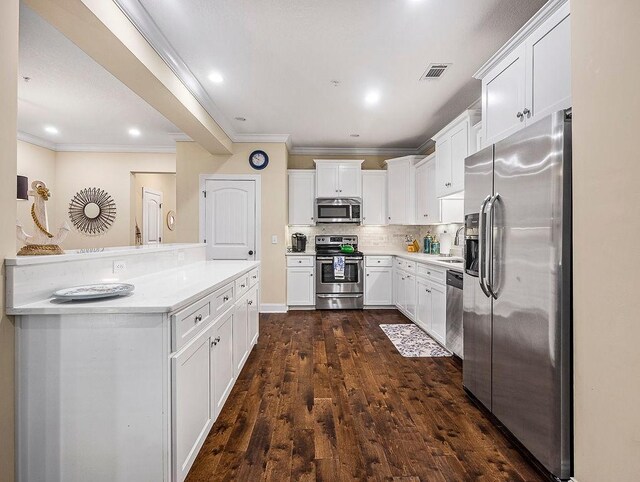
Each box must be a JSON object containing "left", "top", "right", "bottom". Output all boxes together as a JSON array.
[{"left": 314, "top": 198, "right": 361, "bottom": 224}]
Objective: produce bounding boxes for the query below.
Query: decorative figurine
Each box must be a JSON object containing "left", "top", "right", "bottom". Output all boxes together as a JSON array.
[{"left": 16, "top": 180, "right": 70, "bottom": 255}]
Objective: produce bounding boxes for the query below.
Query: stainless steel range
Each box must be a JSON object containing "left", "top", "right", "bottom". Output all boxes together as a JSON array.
[{"left": 314, "top": 235, "right": 364, "bottom": 309}]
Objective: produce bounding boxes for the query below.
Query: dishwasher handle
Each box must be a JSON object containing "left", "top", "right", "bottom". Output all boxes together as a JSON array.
[{"left": 446, "top": 270, "right": 464, "bottom": 289}]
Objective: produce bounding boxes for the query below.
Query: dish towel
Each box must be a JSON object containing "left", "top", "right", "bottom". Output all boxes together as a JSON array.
[{"left": 333, "top": 256, "right": 345, "bottom": 280}]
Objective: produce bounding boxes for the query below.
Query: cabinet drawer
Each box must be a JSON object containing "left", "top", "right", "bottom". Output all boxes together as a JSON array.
[
  {"left": 172, "top": 296, "right": 213, "bottom": 351},
  {"left": 213, "top": 282, "right": 235, "bottom": 318},
  {"left": 417, "top": 263, "right": 446, "bottom": 284},
  {"left": 235, "top": 274, "right": 250, "bottom": 299},
  {"left": 248, "top": 268, "right": 260, "bottom": 287},
  {"left": 394, "top": 257, "right": 416, "bottom": 273},
  {"left": 366, "top": 256, "right": 393, "bottom": 267},
  {"left": 287, "top": 256, "right": 314, "bottom": 267}
]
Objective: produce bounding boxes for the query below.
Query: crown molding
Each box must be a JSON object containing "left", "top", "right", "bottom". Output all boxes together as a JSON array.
[
  {"left": 231, "top": 133, "right": 291, "bottom": 144},
  {"left": 17, "top": 131, "right": 57, "bottom": 151},
  {"left": 17, "top": 132, "right": 176, "bottom": 153},
  {"left": 168, "top": 132, "right": 193, "bottom": 142},
  {"left": 416, "top": 138, "right": 436, "bottom": 154},
  {"left": 289, "top": 146, "right": 423, "bottom": 157},
  {"left": 474, "top": 0, "right": 569, "bottom": 79}
]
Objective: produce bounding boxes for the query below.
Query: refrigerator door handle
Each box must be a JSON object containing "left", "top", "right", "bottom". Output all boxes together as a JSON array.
[
  {"left": 478, "top": 195, "right": 492, "bottom": 298},
  {"left": 485, "top": 193, "right": 501, "bottom": 299}
]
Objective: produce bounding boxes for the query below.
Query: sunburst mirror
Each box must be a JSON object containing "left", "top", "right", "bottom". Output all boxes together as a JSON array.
[{"left": 68, "top": 187, "right": 116, "bottom": 236}]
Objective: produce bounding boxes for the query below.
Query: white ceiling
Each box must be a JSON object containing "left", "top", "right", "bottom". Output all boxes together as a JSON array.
[
  {"left": 18, "top": 4, "right": 180, "bottom": 151},
  {"left": 131, "top": 0, "right": 546, "bottom": 151}
]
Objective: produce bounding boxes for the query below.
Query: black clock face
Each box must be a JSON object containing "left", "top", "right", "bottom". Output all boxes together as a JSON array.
[{"left": 249, "top": 150, "right": 269, "bottom": 170}]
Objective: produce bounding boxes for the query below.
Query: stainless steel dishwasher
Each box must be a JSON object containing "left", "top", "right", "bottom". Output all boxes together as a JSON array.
[{"left": 446, "top": 270, "right": 463, "bottom": 358}]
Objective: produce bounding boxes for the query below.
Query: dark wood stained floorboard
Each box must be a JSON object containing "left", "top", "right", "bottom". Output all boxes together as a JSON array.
[{"left": 186, "top": 310, "right": 545, "bottom": 482}]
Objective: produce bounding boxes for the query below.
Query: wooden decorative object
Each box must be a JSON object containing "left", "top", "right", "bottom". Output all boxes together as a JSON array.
[
  {"left": 16, "top": 180, "right": 70, "bottom": 256},
  {"left": 68, "top": 187, "right": 116, "bottom": 236}
]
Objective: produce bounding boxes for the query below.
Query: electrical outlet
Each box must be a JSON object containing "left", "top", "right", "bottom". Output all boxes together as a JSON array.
[
  {"left": 113, "top": 260, "right": 126, "bottom": 274},
  {"left": 271, "top": 235, "right": 278, "bottom": 244}
]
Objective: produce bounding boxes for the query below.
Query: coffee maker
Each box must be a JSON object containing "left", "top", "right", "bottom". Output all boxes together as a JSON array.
[{"left": 291, "top": 233, "right": 307, "bottom": 252}]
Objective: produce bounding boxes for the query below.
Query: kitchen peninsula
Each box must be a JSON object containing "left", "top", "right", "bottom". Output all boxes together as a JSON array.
[{"left": 6, "top": 244, "right": 259, "bottom": 482}]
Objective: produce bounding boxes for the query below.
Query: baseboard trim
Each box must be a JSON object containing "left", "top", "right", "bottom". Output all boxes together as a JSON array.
[
  {"left": 364, "top": 306, "right": 397, "bottom": 310},
  {"left": 259, "top": 303, "right": 288, "bottom": 313}
]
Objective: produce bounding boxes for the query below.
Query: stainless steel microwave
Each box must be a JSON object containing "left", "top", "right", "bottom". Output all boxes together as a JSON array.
[{"left": 314, "top": 198, "right": 362, "bottom": 224}]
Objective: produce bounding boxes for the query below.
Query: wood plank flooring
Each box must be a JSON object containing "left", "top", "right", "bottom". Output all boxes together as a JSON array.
[{"left": 186, "top": 309, "right": 545, "bottom": 482}]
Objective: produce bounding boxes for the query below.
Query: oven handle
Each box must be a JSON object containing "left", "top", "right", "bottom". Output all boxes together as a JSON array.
[
  {"left": 316, "top": 256, "right": 363, "bottom": 261},
  {"left": 316, "top": 294, "right": 363, "bottom": 298}
]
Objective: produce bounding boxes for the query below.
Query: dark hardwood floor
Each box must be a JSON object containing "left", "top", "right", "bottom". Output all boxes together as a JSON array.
[{"left": 186, "top": 309, "right": 544, "bottom": 482}]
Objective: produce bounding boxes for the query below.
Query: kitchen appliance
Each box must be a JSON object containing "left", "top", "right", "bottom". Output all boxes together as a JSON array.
[
  {"left": 291, "top": 233, "right": 307, "bottom": 252},
  {"left": 315, "top": 235, "right": 364, "bottom": 309},
  {"left": 314, "top": 198, "right": 361, "bottom": 224},
  {"left": 463, "top": 109, "right": 572, "bottom": 480},
  {"left": 445, "top": 270, "right": 463, "bottom": 358}
]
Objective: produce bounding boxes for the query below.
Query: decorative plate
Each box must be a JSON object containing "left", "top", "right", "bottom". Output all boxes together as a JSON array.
[
  {"left": 53, "top": 283, "right": 134, "bottom": 301},
  {"left": 248, "top": 150, "right": 269, "bottom": 170}
]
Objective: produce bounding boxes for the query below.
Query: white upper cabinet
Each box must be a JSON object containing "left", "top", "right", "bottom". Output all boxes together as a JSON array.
[
  {"left": 288, "top": 170, "right": 315, "bottom": 225},
  {"left": 385, "top": 155, "right": 423, "bottom": 225},
  {"left": 415, "top": 154, "right": 440, "bottom": 224},
  {"left": 362, "top": 171, "right": 387, "bottom": 226},
  {"left": 433, "top": 109, "right": 480, "bottom": 198},
  {"left": 476, "top": 0, "right": 571, "bottom": 147},
  {"left": 314, "top": 160, "right": 363, "bottom": 198}
]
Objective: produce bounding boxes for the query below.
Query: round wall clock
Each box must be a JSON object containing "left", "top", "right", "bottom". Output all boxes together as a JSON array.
[{"left": 249, "top": 150, "right": 269, "bottom": 170}]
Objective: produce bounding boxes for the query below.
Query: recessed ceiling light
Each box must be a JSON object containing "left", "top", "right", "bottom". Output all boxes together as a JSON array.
[
  {"left": 208, "top": 71, "right": 224, "bottom": 84},
  {"left": 234, "top": 117, "right": 247, "bottom": 122},
  {"left": 350, "top": 134, "right": 360, "bottom": 137},
  {"left": 365, "top": 90, "right": 381, "bottom": 105},
  {"left": 128, "top": 128, "right": 141, "bottom": 137},
  {"left": 44, "top": 126, "right": 58, "bottom": 135}
]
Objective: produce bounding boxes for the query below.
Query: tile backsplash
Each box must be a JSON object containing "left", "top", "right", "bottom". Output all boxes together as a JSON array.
[{"left": 286, "top": 223, "right": 464, "bottom": 253}]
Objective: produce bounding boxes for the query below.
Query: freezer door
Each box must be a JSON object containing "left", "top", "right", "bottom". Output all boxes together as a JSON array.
[
  {"left": 462, "top": 145, "right": 494, "bottom": 410},
  {"left": 490, "top": 111, "right": 572, "bottom": 478}
]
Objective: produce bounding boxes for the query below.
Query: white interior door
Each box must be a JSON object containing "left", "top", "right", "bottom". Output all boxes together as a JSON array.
[
  {"left": 205, "top": 179, "right": 256, "bottom": 260},
  {"left": 142, "top": 188, "right": 162, "bottom": 245}
]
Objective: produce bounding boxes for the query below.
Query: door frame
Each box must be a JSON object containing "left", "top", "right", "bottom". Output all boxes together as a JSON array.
[
  {"left": 142, "top": 187, "right": 163, "bottom": 245},
  {"left": 198, "top": 174, "right": 262, "bottom": 261}
]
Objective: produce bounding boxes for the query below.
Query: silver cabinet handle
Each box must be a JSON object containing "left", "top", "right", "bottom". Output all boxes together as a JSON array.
[
  {"left": 241, "top": 283, "right": 246, "bottom": 288},
  {"left": 252, "top": 275, "right": 257, "bottom": 279},
  {"left": 485, "top": 193, "right": 501, "bottom": 299},
  {"left": 248, "top": 300, "right": 253, "bottom": 305},
  {"left": 366, "top": 273, "right": 370, "bottom": 277},
  {"left": 194, "top": 314, "right": 202, "bottom": 323},
  {"left": 310, "top": 273, "right": 313, "bottom": 277},
  {"left": 478, "top": 195, "right": 492, "bottom": 298},
  {"left": 516, "top": 111, "right": 524, "bottom": 119},
  {"left": 211, "top": 339, "right": 216, "bottom": 347},
  {"left": 523, "top": 108, "right": 531, "bottom": 116},
  {"left": 223, "top": 295, "right": 229, "bottom": 302}
]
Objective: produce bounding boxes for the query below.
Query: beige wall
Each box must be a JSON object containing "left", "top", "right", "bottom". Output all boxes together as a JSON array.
[
  {"left": 0, "top": 2, "right": 18, "bottom": 480},
  {"left": 53, "top": 151, "right": 175, "bottom": 249},
  {"left": 572, "top": 1, "right": 640, "bottom": 481},
  {"left": 131, "top": 172, "right": 177, "bottom": 245},
  {"left": 176, "top": 142, "right": 288, "bottom": 305}
]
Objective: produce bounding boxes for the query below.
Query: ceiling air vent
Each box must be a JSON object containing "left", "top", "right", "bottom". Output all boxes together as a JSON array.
[{"left": 420, "top": 63, "right": 451, "bottom": 81}]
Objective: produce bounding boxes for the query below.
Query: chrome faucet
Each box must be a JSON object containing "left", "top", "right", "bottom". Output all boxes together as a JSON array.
[{"left": 454, "top": 225, "right": 465, "bottom": 246}]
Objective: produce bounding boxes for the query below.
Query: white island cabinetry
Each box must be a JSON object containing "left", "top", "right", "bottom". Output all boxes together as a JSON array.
[{"left": 6, "top": 245, "right": 260, "bottom": 482}]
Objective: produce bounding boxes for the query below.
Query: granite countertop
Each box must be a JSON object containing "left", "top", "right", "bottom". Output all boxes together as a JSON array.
[{"left": 8, "top": 260, "right": 260, "bottom": 316}]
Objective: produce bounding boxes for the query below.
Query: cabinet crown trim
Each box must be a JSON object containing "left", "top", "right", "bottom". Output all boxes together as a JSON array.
[
  {"left": 384, "top": 155, "right": 425, "bottom": 165},
  {"left": 313, "top": 159, "right": 364, "bottom": 165},
  {"left": 474, "top": 0, "right": 570, "bottom": 80},
  {"left": 431, "top": 109, "right": 481, "bottom": 142}
]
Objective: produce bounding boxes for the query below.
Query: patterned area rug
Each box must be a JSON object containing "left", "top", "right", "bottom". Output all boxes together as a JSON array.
[{"left": 380, "top": 324, "right": 451, "bottom": 357}]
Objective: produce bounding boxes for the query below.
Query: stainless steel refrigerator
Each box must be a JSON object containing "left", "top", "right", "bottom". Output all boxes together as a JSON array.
[{"left": 463, "top": 109, "right": 572, "bottom": 480}]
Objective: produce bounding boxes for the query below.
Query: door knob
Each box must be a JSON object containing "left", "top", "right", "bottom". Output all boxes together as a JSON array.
[{"left": 248, "top": 250, "right": 254, "bottom": 255}]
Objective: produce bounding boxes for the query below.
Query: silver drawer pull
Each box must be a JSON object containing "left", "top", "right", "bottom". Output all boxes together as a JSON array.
[
  {"left": 194, "top": 314, "right": 202, "bottom": 323},
  {"left": 252, "top": 275, "right": 257, "bottom": 279},
  {"left": 248, "top": 300, "right": 253, "bottom": 305},
  {"left": 241, "top": 283, "right": 246, "bottom": 288},
  {"left": 223, "top": 296, "right": 229, "bottom": 302}
]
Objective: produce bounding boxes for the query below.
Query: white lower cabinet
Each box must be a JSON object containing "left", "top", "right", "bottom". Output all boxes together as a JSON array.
[
  {"left": 248, "top": 285, "right": 259, "bottom": 345},
  {"left": 211, "top": 310, "right": 235, "bottom": 416},
  {"left": 415, "top": 278, "right": 433, "bottom": 333},
  {"left": 233, "top": 294, "right": 250, "bottom": 376},
  {"left": 287, "top": 258, "right": 315, "bottom": 306},
  {"left": 394, "top": 266, "right": 416, "bottom": 318},
  {"left": 364, "top": 266, "right": 393, "bottom": 305},
  {"left": 414, "top": 274, "right": 447, "bottom": 346}
]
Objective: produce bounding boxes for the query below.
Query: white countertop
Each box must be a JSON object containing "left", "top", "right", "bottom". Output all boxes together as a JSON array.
[
  {"left": 8, "top": 260, "right": 259, "bottom": 315},
  {"left": 285, "top": 248, "right": 464, "bottom": 272}
]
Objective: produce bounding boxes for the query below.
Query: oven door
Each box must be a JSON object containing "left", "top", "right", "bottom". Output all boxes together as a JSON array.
[
  {"left": 315, "top": 199, "right": 359, "bottom": 223},
  {"left": 315, "top": 256, "right": 364, "bottom": 294}
]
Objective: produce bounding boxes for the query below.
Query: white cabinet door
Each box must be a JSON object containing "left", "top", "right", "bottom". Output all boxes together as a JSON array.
[
  {"left": 430, "top": 282, "right": 447, "bottom": 345},
  {"left": 415, "top": 278, "right": 432, "bottom": 333},
  {"left": 212, "top": 310, "right": 234, "bottom": 417},
  {"left": 435, "top": 136, "right": 451, "bottom": 197},
  {"left": 316, "top": 164, "right": 339, "bottom": 197},
  {"left": 483, "top": 44, "right": 527, "bottom": 146},
  {"left": 449, "top": 122, "right": 469, "bottom": 193},
  {"left": 288, "top": 171, "right": 315, "bottom": 225},
  {"left": 233, "top": 296, "right": 249, "bottom": 375},
  {"left": 172, "top": 327, "right": 213, "bottom": 482},
  {"left": 365, "top": 267, "right": 393, "bottom": 306},
  {"left": 338, "top": 164, "right": 362, "bottom": 198},
  {"left": 415, "top": 162, "right": 428, "bottom": 223},
  {"left": 387, "top": 162, "right": 413, "bottom": 225},
  {"left": 287, "top": 267, "right": 315, "bottom": 306},
  {"left": 393, "top": 269, "right": 404, "bottom": 310},
  {"left": 525, "top": 4, "right": 571, "bottom": 123},
  {"left": 247, "top": 285, "right": 259, "bottom": 345},
  {"left": 424, "top": 160, "right": 440, "bottom": 223},
  {"left": 362, "top": 171, "right": 387, "bottom": 226},
  {"left": 404, "top": 273, "right": 417, "bottom": 319}
]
